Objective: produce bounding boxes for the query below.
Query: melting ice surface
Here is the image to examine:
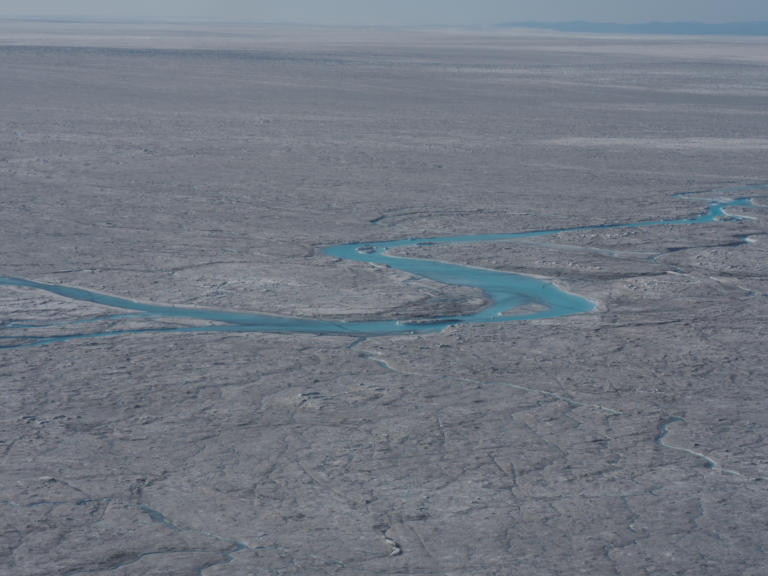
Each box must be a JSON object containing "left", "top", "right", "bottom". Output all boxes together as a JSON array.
[{"left": 0, "top": 191, "right": 759, "bottom": 346}]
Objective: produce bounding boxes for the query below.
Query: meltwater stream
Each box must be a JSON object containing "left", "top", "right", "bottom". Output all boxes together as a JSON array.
[{"left": 0, "top": 190, "right": 760, "bottom": 347}]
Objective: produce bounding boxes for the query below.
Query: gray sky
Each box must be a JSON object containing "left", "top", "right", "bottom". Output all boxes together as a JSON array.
[{"left": 3, "top": 1, "right": 768, "bottom": 25}]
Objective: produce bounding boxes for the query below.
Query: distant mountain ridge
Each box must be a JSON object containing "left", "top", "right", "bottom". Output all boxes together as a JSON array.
[{"left": 499, "top": 21, "right": 768, "bottom": 36}]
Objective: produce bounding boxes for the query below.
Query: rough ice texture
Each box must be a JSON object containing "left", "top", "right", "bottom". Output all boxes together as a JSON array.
[{"left": 1, "top": 22, "right": 768, "bottom": 575}]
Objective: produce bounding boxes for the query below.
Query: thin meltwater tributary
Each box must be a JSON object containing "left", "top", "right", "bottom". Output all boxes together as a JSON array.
[{"left": 0, "top": 188, "right": 761, "bottom": 347}]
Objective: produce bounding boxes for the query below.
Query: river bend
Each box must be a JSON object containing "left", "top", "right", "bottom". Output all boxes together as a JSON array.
[{"left": 0, "top": 188, "right": 761, "bottom": 347}]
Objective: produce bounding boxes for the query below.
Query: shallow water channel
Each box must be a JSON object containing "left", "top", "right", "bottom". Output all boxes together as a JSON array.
[{"left": 0, "top": 190, "right": 759, "bottom": 347}]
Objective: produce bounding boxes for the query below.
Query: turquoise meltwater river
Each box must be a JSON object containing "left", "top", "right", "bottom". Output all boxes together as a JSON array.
[{"left": 0, "top": 189, "right": 760, "bottom": 347}]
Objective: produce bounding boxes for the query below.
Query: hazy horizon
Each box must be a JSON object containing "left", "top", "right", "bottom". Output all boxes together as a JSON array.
[{"left": 2, "top": 1, "right": 768, "bottom": 26}]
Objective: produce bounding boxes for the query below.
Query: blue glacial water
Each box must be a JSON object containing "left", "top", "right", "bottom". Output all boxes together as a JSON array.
[{"left": 0, "top": 191, "right": 759, "bottom": 347}]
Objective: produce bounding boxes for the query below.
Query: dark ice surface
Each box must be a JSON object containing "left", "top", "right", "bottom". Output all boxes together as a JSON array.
[{"left": 1, "top": 21, "right": 767, "bottom": 575}]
